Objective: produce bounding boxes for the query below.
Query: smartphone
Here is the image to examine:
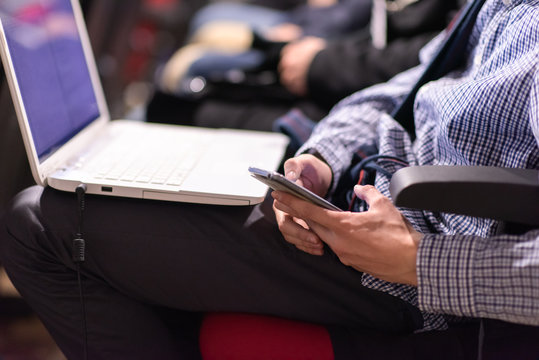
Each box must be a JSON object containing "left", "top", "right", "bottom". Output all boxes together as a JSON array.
[{"left": 248, "top": 167, "right": 342, "bottom": 212}]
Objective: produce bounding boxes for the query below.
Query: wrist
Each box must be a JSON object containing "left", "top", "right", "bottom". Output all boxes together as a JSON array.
[{"left": 408, "top": 231, "right": 423, "bottom": 286}]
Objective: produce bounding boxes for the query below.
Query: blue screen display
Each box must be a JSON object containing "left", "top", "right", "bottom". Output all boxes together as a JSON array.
[{"left": 1, "top": 0, "right": 100, "bottom": 162}]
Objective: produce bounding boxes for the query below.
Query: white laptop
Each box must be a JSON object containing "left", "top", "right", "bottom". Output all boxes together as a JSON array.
[{"left": 0, "top": 0, "right": 288, "bottom": 206}]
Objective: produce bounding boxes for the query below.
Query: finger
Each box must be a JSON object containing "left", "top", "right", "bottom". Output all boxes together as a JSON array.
[
  {"left": 280, "top": 214, "right": 321, "bottom": 245},
  {"left": 295, "top": 238, "right": 324, "bottom": 250},
  {"left": 283, "top": 229, "right": 323, "bottom": 253},
  {"left": 304, "top": 219, "right": 332, "bottom": 241},
  {"left": 273, "top": 190, "right": 341, "bottom": 228},
  {"left": 286, "top": 235, "right": 324, "bottom": 253},
  {"left": 272, "top": 191, "right": 302, "bottom": 216},
  {"left": 353, "top": 185, "right": 387, "bottom": 209},
  {"left": 283, "top": 158, "right": 303, "bottom": 183},
  {"left": 275, "top": 206, "right": 323, "bottom": 247},
  {"left": 275, "top": 194, "right": 342, "bottom": 253},
  {"left": 295, "top": 243, "right": 324, "bottom": 256}
]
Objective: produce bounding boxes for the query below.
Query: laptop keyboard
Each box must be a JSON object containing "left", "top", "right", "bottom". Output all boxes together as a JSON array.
[{"left": 84, "top": 128, "right": 210, "bottom": 186}]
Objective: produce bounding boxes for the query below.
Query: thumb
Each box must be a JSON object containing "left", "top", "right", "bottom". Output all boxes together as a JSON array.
[
  {"left": 283, "top": 159, "right": 302, "bottom": 182},
  {"left": 353, "top": 185, "right": 384, "bottom": 208}
]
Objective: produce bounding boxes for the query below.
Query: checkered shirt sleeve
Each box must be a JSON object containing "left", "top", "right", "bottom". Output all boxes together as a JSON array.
[{"left": 418, "top": 230, "right": 539, "bottom": 326}]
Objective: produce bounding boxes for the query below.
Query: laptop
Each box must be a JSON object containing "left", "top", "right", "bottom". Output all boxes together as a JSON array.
[{"left": 0, "top": 0, "right": 288, "bottom": 206}]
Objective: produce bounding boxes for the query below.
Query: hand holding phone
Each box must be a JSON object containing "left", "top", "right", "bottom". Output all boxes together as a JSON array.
[{"left": 248, "top": 166, "right": 342, "bottom": 212}]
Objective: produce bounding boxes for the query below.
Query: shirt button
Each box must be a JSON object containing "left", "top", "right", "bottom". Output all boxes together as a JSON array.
[{"left": 502, "top": 0, "right": 512, "bottom": 5}]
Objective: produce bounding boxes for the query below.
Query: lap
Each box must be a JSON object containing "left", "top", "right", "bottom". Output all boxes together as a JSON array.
[{"left": 1, "top": 185, "right": 422, "bottom": 332}]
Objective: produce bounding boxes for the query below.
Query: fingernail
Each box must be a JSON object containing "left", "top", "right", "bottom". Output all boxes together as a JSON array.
[{"left": 286, "top": 171, "right": 297, "bottom": 180}]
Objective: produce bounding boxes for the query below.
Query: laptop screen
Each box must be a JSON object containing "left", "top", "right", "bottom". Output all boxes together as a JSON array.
[{"left": 1, "top": 0, "right": 100, "bottom": 162}]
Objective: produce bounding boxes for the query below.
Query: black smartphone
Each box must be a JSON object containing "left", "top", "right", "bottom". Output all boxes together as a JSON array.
[{"left": 248, "top": 167, "right": 342, "bottom": 212}]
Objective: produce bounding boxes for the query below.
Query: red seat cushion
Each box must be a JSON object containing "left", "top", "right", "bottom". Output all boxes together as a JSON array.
[{"left": 199, "top": 313, "right": 334, "bottom": 360}]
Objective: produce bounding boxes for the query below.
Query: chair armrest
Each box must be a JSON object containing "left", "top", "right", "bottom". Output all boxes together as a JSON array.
[{"left": 389, "top": 166, "right": 539, "bottom": 226}]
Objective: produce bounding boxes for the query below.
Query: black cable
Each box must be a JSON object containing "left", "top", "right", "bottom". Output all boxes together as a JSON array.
[
  {"left": 476, "top": 319, "right": 485, "bottom": 360},
  {"left": 73, "top": 184, "right": 88, "bottom": 360},
  {"left": 76, "top": 262, "right": 88, "bottom": 360}
]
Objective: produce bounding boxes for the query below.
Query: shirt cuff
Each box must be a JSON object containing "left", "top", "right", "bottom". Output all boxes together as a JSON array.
[{"left": 416, "top": 234, "right": 477, "bottom": 318}]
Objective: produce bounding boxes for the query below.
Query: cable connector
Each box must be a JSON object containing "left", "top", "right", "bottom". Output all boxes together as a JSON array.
[
  {"left": 73, "top": 184, "right": 87, "bottom": 264},
  {"left": 73, "top": 237, "right": 85, "bottom": 263},
  {"left": 72, "top": 184, "right": 89, "bottom": 360},
  {"left": 76, "top": 183, "right": 87, "bottom": 213}
]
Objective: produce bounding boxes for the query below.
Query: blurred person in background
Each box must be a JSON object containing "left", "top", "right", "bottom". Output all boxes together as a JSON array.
[{"left": 148, "top": 0, "right": 460, "bottom": 140}]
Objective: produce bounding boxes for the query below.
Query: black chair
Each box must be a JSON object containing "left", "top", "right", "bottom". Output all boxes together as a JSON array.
[
  {"left": 390, "top": 165, "right": 539, "bottom": 228},
  {"left": 390, "top": 165, "right": 539, "bottom": 359}
]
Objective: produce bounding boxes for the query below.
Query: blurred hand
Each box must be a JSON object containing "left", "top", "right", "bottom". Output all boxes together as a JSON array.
[
  {"left": 273, "top": 154, "right": 332, "bottom": 255},
  {"left": 273, "top": 184, "right": 422, "bottom": 286},
  {"left": 264, "top": 23, "right": 303, "bottom": 42},
  {"left": 279, "top": 37, "right": 326, "bottom": 96}
]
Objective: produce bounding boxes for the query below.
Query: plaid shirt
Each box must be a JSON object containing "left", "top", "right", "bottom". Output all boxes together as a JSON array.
[{"left": 299, "top": 0, "right": 539, "bottom": 331}]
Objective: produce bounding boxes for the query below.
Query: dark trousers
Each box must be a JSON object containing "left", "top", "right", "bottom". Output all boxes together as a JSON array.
[{"left": 0, "top": 186, "right": 486, "bottom": 359}]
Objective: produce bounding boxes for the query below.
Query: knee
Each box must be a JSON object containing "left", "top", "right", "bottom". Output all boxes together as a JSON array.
[{"left": 0, "top": 186, "right": 45, "bottom": 261}]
